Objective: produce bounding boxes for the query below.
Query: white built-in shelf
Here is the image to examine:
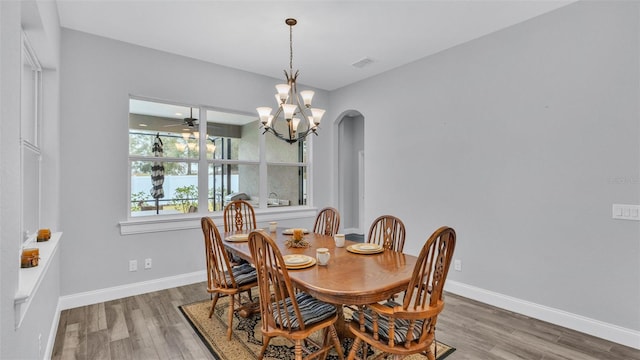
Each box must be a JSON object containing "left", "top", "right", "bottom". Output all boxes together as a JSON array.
[{"left": 14, "top": 232, "right": 62, "bottom": 328}]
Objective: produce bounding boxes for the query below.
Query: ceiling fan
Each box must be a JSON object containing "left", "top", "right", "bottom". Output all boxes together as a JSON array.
[{"left": 165, "top": 108, "right": 198, "bottom": 128}]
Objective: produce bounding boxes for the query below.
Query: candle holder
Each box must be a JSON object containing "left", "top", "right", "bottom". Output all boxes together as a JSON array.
[
  {"left": 292, "top": 228, "right": 304, "bottom": 241},
  {"left": 20, "top": 248, "right": 40, "bottom": 268},
  {"left": 285, "top": 238, "right": 309, "bottom": 248},
  {"left": 37, "top": 228, "right": 51, "bottom": 242}
]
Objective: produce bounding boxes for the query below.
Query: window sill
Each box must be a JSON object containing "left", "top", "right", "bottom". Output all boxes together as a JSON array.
[
  {"left": 15, "top": 232, "right": 62, "bottom": 328},
  {"left": 119, "top": 206, "right": 318, "bottom": 235}
]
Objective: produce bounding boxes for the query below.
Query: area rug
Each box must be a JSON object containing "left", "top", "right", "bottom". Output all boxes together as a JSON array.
[{"left": 179, "top": 296, "right": 455, "bottom": 360}]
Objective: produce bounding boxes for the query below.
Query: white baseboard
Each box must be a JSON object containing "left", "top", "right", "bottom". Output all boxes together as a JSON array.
[
  {"left": 445, "top": 280, "right": 640, "bottom": 350},
  {"left": 51, "top": 273, "right": 639, "bottom": 352},
  {"left": 343, "top": 228, "right": 362, "bottom": 235},
  {"left": 48, "top": 271, "right": 206, "bottom": 360},
  {"left": 57, "top": 270, "right": 206, "bottom": 310},
  {"left": 44, "top": 302, "right": 61, "bottom": 360}
]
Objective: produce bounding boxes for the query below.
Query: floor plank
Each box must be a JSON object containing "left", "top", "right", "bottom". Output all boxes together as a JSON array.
[
  {"left": 86, "top": 329, "right": 110, "bottom": 360},
  {"left": 51, "top": 282, "right": 640, "bottom": 360}
]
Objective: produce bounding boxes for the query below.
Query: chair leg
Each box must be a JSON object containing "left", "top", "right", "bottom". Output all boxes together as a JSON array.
[
  {"left": 318, "top": 327, "right": 331, "bottom": 360},
  {"left": 421, "top": 339, "right": 436, "bottom": 360},
  {"left": 208, "top": 293, "right": 220, "bottom": 318},
  {"left": 347, "top": 338, "right": 362, "bottom": 360},
  {"left": 318, "top": 326, "right": 333, "bottom": 360},
  {"left": 258, "top": 335, "right": 272, "bottom": 360},
  {"left": 227, "top": 294, "right": 235, "bottom": 340},
  {"left": 294, "top": 339, "right": 303, "bottom": 360},
  {"left": 329, "top": 325, "right": 344, "bottom": 360}
]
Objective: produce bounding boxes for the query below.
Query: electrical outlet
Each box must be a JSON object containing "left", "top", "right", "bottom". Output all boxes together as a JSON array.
[
  {"left": 144, "top": 258, "right": 152, "bottom": 269},
  {"left": 129, "top": 260, "right": 138, "bottom": 272},
  {"left": 612, "top": 204, "right": 640, "bottom": 220},
  {"left": 454, "top": 259, "right": 462, "bottom": 271}
]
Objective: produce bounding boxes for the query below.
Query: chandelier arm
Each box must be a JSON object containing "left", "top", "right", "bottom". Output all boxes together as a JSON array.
[
  {"left": 288, "top": 114, "right": 294, "bottom": 140},
  {"left": 262, "top": 106, "right": 295, "bottom": 142},
  {"left": 293, "top": 91, "right": 313, "bottom": 131},
  {"left": 266, "top": 127, "right": 298, "bottom": 144},
  {"left": 272, "top": 106, "right": 284, "bottom": 123},
  {"left": 266, "top": 120, "right": 314, "bottom": 143}
]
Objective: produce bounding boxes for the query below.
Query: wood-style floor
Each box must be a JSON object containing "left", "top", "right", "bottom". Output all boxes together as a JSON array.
[{"left": 52, "top": 282, "right": 640, "bottom": 360}]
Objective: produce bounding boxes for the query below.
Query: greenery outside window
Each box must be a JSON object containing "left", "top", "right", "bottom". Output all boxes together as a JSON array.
[{"left": 128, "top": 98, "right": 309, "bottom": 217}]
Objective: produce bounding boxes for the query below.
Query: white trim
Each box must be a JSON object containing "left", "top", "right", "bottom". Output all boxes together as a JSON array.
[
  {"left": 445, "top": 280, "right": 640, "bottom": 350},
  {"left": 358, "top": 149, "right": 364, "bottom": 233},
  {"left": 44, "top": 302, "right": 62, "bottom": 360},
  {"left": 15, "top": 232, "right": 62, "bottom": 328},
  {"left": 119, "top": 206, "right": 318, "bottom": 235},
  {"left": 51, "top": 270, "right": 640, "bottom": 352},
  {"left": 57, "top": 271, "right": 207, "bottom": 310},
  {"left": 342, "top": 228, "right": 361, "bottom": 235}
]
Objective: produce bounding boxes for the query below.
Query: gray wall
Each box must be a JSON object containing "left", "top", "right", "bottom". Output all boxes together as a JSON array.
[
  {"left": 0, "top": 1, "right": 62, "bottom": 358},
  {"left": 329, "top": 0, "right": 639, "bottom": 333},
  {"left": 59, "top": 29, "right": 329, "bottom": 297},
  {"left": 3, "top": 1, "right": 639, "bottom": 357}
]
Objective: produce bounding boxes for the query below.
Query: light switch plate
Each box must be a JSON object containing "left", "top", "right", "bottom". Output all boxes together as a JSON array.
[{"left": 612, "top": 204, "right": 640, "bottom": 221}]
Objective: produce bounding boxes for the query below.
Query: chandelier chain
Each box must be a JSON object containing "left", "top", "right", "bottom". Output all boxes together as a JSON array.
[{"left": 289, "top": 22, "right": 294, "bottom": 73}]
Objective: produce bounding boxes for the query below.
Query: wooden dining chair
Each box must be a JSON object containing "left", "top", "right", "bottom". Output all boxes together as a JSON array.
[
  {"left": 347, "top": 226, "right": 456, "bottom": 360},
  {"left": 367, "top": 215, "right": 406, "bottom": 252},
  {"left": 247, "top": 230, "right": 345, "bottom": 360},
  {"left": 223, "top": 199, "right": 256, "bottom": 265},
  {"left": 313, "top": 207, "right": 340, "bottom": 236},
  {"left": 223, "top": 199, "right": 257, "bottom": 232},
  {"left": 201, "top": 217, "right": 258, "bottom": 340}
]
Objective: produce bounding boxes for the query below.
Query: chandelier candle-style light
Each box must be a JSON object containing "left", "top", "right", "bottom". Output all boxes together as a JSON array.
[{"left": 257, "top": 18, "right": 325, "bottom": 144}]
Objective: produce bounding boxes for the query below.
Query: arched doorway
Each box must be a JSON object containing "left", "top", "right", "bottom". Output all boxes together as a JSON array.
[{"left": 336, "top": 110, "right": 364, "bottom": 236}]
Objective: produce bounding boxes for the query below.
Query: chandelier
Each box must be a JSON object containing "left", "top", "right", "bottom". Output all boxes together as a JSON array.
[{"left": 256, "top": 18, "right": 325, "bottom": 144}]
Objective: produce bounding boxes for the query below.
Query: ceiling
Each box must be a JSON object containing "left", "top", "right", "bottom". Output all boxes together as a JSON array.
[
  {"left": 56, "top": 0, "right": 576, "bottom": 91},
  {"left": 129, "top": 98, "right": 257, "bottom": 125}
]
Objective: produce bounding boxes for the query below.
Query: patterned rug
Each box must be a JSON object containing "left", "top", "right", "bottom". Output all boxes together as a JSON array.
[{"left": 179, "top": 295, "right": 455, "bottom": 360}]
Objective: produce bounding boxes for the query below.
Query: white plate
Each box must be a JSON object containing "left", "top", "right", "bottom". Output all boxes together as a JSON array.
[
  {"left": 225, "top": 234, "right": 249, "bottom": 242},
  {"left": 283, "top": 254, "right": 313, "bottom": 266},
  {"left": 347, "top": 244, "right": 384, "bottom": 255},
  {"left": 282, "top": 228, "right": 310, "bottom": 235},
  {"left": 354, "top": 243, "right": 382, "bottom": 251}
]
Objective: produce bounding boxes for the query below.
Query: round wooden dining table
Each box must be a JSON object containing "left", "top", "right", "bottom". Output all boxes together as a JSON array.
[{"left": 223, "top": 228, "right": 419, "bottom": 337}]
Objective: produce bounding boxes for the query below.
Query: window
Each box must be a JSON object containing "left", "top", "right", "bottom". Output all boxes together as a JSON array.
[
  {"left": 21, "top": 33, "right": 42, "bottom": 242},
  {"left": 205, "top": 109, "right": 259, "bottom": 211},
  {"left": 265, "top": 120, "right": 308, "bottom": 206},
  {"left": 128, "top": 98, "right": 309, "bottom": 217}
]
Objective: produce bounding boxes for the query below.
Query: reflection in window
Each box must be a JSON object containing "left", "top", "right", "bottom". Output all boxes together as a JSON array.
[
  {"left": 128, "top": 98, "right": 309, "bottom": 217},
  {"left": 130, "top": 160, "right": 198, "bottom": 215},
  {"left": 267, "top": 165, "right": 307, "bottom": 206},
  {"left": 266, "top": 133, "right": 307, "bottom": 207},
  {"left": 207, "top": 109, "right": 259, "bottom": 161},
  {"left": 266, "top": 131, "right": 307, "bottom": 163},
  {"left": 129, "top": 99, "right": 202, "bottom": 216},
  {"left": 208, "top": 163, "right": 259, "bottom": 211}
]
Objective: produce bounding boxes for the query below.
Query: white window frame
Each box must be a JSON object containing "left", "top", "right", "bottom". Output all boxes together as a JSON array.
[
  {"left": 20, "top": 32, "right": 42, "bottom": 244},
  {"left": 121, "top": 98, "right": 316, "bottom": 234}
]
